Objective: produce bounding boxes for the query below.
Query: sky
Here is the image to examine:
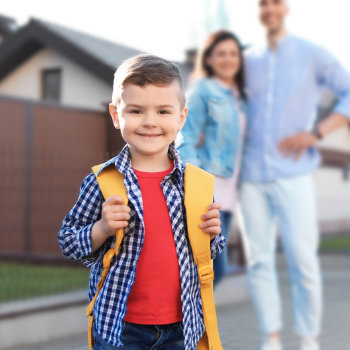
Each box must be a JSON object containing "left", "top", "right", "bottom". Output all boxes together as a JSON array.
[{"left": 2, "top": 0, "right": 350, "bottom": 69}]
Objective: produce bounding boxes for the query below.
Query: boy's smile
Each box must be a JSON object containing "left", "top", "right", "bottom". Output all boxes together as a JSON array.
[{"left": 109, "top": 81, "right": 187, "bottom": 170}]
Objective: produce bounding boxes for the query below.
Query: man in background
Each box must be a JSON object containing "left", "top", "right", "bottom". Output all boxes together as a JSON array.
[{"left": 240, "top": 0, "right": 350, "bottom": 349}]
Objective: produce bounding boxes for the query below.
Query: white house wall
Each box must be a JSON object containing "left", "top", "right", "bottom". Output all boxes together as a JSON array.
[
  {"left": 0, "top": 48, "right": 111, "bottom": 111},
  {"left": 314, "top": 167, "right": 350, "bottom": 232},
  {"left": 318, "top": 125, "right": 350, "bottom": 152},
  {"left": 316, "top": 122, "right": 350, "bottom": 231}
]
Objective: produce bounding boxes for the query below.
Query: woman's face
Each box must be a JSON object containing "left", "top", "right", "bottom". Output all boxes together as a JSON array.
[{"left": 206, "top": 39, "right": 241, "bottom": 83}]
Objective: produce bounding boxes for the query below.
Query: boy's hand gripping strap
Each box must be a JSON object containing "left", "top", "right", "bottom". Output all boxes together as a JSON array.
[
  {"left": 184, "top": 163, "right": 223, "bottom": 350},
  {"left": 85, "top": 163, "right": 128, "bottom": 350}
]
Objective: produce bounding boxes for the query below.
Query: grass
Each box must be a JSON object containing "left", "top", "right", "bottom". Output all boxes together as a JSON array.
[
  {"left": 1, "top": 235, "right": 349, "bottom": 304},
  {"left": 0, "top": 262, "right": 90, "bottom": 303},
  {"left": 320, "top": 235, "right": 350, "bottom": 251}
]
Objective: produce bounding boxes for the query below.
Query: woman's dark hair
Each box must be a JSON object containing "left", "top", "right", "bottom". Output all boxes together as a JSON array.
[{"left": 195, "top": 30, "right": 246, "bottom": 99}]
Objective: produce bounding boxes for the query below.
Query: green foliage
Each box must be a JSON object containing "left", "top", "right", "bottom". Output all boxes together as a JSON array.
[
  {"left": 0, "top": 262, "right": 90, "bottom": 303},
  {"left": 320, "top": 235, "right": 350, "bottom": 251}
]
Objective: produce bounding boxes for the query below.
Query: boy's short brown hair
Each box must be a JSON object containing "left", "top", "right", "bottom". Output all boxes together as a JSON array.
[{"left": 111, "top": 54, "right": 186, "bottom": 108}]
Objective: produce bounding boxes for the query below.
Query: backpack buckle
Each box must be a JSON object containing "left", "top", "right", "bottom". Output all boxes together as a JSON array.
[{"left": 198, "top": 265, "right": 214, "bottom": 284}]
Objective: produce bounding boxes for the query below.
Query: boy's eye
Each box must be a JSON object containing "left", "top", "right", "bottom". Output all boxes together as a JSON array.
[
  {"left": 130, "top": 109, "right": 142, "bottom": 114},
  {"left": 159, "top": 110, "right": 171, "bottom": 115}
]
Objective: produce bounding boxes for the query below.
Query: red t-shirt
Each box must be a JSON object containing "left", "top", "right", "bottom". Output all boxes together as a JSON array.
[{"left": 124, "top": 161, "right": 183, "bottom": 324}]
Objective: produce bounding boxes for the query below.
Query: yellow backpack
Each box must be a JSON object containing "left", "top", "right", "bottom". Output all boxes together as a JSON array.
[{"left": 85, "top": 162, "right": 223, "bottom": 350}]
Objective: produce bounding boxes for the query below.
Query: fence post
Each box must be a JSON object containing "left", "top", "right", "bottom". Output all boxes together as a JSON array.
[{"left": 24, "top": 102, "right": 34, "bottom": 254}]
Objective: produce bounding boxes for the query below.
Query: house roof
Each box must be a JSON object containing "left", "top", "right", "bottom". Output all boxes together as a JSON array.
[
  {"left": 39, "top": 19, "right": 143, "bottom": 71},
  {"left": 0, "top": 18, "right": 144, "bottom": 83},
  {"left": 0, "top": 14, "right": 18, "bottom": 37}
]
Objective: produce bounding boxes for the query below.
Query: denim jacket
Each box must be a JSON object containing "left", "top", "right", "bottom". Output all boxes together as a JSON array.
[{"left": 176, "top": 77, "right": 246, "bottom": 177}]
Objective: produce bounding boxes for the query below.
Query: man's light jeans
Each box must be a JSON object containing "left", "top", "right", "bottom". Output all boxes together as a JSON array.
[{"left": 239, "top": 173, "right": 322, "bottom": 337}]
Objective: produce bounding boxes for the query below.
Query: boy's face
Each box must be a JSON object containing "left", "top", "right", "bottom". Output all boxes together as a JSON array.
[
  {"left": 109, "top": 81, "right": 187, "bottom": 160},
  {"left": 259, "top": 0, "right": 289, "bottom": 33}
]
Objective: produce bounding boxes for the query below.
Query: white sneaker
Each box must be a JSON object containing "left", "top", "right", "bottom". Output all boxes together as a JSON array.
[
  {"left": 260, "top": 337, "right": 283, "bottom": 350},
  {"left": 301, "top": 338, "right": 320, "bottom": 350}
]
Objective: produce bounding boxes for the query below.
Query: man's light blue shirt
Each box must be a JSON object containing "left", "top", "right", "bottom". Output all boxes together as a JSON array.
[{"left": 242, "top": 34, "right": 350, "bottom": 183}]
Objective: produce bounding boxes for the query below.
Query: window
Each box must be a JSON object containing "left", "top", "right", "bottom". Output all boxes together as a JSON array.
[{"left": 41, "top": 68, "right": 61, "bottom": 103}]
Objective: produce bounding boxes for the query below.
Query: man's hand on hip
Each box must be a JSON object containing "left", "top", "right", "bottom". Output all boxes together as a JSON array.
[{"left": 278, "top": 132, "right": 319, "bottom": 160}]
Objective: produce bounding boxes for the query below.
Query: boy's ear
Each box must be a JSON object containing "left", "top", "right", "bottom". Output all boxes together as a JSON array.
[
  {"left": 109, "top": 103, "right": 120, "bottom": 129},
  {"left": 177, "top": 107, "right": 188, "bottom": 132}
]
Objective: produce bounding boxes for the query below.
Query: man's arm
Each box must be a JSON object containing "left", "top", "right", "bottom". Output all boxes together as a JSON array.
[
  {"left": 279, "top": 113, "right": 349, "bottom": 160},
  {"left": 318, "top": 112, "right": 349, "bottom": 137},
  {"left": 279, "top": 45, "right": 350, "bottom": 159}
]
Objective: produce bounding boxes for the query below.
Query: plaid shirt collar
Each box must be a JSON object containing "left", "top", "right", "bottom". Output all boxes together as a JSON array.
[{"left": 97, "top": 144, "right": 184, "bottom": 186}]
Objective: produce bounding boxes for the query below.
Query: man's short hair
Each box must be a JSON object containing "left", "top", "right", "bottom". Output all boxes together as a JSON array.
[
  {"left": 112, "top": 54, "right": 185, "bottom": 108},
  {"left": 259, "top": 0, "right": 289, "bottom": 5}
]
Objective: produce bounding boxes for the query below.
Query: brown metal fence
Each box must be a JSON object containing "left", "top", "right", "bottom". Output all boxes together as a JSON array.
[{"left": 0, "top": 95, "right": 124, "bottom": 262}]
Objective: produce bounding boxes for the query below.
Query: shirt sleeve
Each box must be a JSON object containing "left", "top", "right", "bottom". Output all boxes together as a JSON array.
[
  {"left": 315, "top": 45, "right": 350, "bottom": 119},
  {"left": 57, "top": 171, "right": 109, "bottom": 268},
  {"left": 210, "top": 233, "right": 226, "bottom": 260},
  {"left": 176, "top": 80, "right": 208, "bottom": 166}
]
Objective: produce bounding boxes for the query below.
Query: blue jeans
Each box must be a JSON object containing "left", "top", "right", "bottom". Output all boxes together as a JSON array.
[
  {"left": 239, "top": 174, "right": 322, "bottom": 337},
  {"left": 213, "top": 211, "right": 233, "bottom": 287},
  {"left": 93, "top": 321, "right": 184, "bottom": 349}
]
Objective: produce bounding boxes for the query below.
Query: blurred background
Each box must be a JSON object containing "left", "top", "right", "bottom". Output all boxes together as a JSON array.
[{"left": 0, "top": 1, "right": 349, "bottom": 349}]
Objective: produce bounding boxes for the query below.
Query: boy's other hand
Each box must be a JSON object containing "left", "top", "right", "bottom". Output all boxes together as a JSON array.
[
  {"left": 100, "top": 195, "right": 131, "bottom": 237},
  {"left": 200, "top": 202, "right": 221, "bottom": 240}
]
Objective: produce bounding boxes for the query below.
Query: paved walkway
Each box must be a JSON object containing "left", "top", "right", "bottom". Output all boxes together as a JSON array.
[
  {"left": 6, "top": 253, "right": 350, "bottom": 350},
  {"left": 218, "top": 253, "right": 350, "bottom": 350}
]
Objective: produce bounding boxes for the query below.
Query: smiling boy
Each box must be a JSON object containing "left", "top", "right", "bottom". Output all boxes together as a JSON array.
[{"left": 57, "top": 54, "right": 225, "bottom": 350}]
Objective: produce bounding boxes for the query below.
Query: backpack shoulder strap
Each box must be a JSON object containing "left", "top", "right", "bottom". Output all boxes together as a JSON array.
[
  {"left": 184, "top": 163, "right": 214, "bottom": 266},
  {"left": 184, "top": 163, "right": 223, "bottom": 350},
  {"left": 92, "top": 163, "right": 128, "bottom": 204}
]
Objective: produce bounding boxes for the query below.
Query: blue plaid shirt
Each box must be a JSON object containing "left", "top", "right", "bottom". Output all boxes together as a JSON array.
[{"left": 57, "top": 145, "right": 225, "bottom": 349}]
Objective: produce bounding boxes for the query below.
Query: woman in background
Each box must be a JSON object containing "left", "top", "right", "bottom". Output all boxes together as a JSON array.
[{"left": 177, "top": 30, "right": 246, "bottom": 286}]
